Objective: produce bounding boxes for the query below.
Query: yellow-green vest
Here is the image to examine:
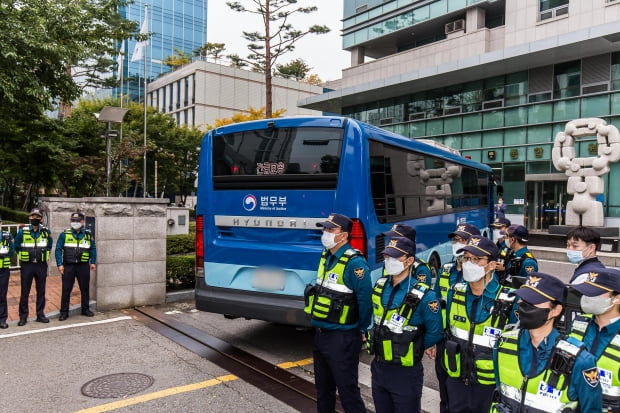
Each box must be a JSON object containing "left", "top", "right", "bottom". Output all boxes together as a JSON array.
[
  {"left": 62, "top": 229, "right": 92, "bottom": 264},
  {"left": 0, "top": 233, "right": 11, "bottom": 268},
  {"left": 494, "top": 329, "right": 578, "bottom": 413},
  {"left": 443, "top": 283, "right": 506, "bottom": 385},
  {"left": 570, "top": 315, "right": 620, "bottom": 409},
  {"left": 437, "top": 262, "right": 454, "bottom": 328},
  {"left": 18, "top": 227, "right": 50, "bottom": 263},
  {"left": 304, "top": 249, "right": 359, "bottom": 325},
  {"left": 369, "top": 277, "right": 428, "bottom": 367}
]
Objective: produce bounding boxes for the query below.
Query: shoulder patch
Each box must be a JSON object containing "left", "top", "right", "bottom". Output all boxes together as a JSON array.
[
  {"left": 354, "top": 267, "right": 365, "bottom": 279},
  {"left": 416, "top": 273, "right": 428, "bottom": 284},
  {"left": 428, "top": 300, "right": 439, "bottom": 314},
  {"left": 525, "top": 266, "right": 535, "bottom": 273},
  {"left": 582, "top": 367, "right": 599, "bottom": 388}
]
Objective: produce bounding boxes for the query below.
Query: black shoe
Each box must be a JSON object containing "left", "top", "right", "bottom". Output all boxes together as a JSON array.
[
  {"left": 17, "top": 319, "right": 27, "bottom": 326},
  {"left": 36, "top": 316, "right": 50, "bottom": 323},
  {"left": 0, "top": 322, "right": 8, "bottom": 329},
  {"left": 59, "top": 313, "right": 68, "bottom": 321},
  {"left": 82, "top": 310, "right": 94, "bottom": 317}
]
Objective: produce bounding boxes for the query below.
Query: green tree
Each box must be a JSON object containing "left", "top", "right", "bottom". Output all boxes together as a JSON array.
[
  {"left": 226, "top": 0, "right": 330, "bottom": 117},
  {"left": 163, "top": 48, "right": 193, "bottom": 69},
  {"left": 205, "top": 106, "right": 287, "bottom": 130},
  {"left": 275, "top": 58, "right": 311, "bottom": 81},
  {"left": 194, "top": 42, "right": 227, "bottom": 61}
]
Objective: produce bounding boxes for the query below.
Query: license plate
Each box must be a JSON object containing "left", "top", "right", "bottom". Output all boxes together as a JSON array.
[{"left": 252, "top": 269, "right": 285, "bottom": 291}]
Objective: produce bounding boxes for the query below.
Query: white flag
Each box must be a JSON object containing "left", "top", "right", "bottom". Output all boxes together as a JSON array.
[
  {"left": 131, "top": 10, "right": 148, "bottom": 62},
  {"left": 117, "top": 40, "right": 124, "bottom": 80}
]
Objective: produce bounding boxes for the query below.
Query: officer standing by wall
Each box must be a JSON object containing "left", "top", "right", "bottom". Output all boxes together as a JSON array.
[
  {"left": 55, "top": 212, "right": 97, "bottom": 320},
  {"left": 15, "top": 208, "right": 53, "bottom": 326},
  {"left": 495, "top": 224, "right": 537, "bottom": 287},
  {"left": 442, "top": 236, "right": 517, "bottom": 413},
  {"left": 0, "top": 217, "right": 15, "bottom": 329},
  {"left": 566, "top": 226, "right": 605, "bottom": 283},
  {"left": 569, "top": 268, "right": 620, "bottom": 412},
  {"left": 369, "top": 236, "right": 443, "bottom": 413},
  {"left": 433, "top": 222, "right": 481, "bottom": 413},
  {"left": 493, "top": 272, "right": 602, "bottom": 412},
  {"left": 382, "top": 224, "right": 432, "bottom": 285},
  {"left": 304, "top": 213, "right": 372, "bottom": 413}
]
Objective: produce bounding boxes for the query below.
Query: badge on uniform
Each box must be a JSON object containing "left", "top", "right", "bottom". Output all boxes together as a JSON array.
[
  {"left": 354, "top": 267, "right": 365, "bottom": 279},
  {"left": 417, "top": 274, "right": 427, "bottom": 283},
  {"left": 428, "top": 300, "right": 439, "bottom": 314},
  {"left": 525, "top": 266, "right": 535, "bottom": 273},
  {"left": 582, "top": 367, "right": 600, "bottom": 387}
]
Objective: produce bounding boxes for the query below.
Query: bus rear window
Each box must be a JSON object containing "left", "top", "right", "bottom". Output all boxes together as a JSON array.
[{"left": 213, "top": 127, "right": 343, "bottom": 190}]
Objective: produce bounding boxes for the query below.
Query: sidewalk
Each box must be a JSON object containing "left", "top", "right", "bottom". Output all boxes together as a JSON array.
[{"left": 6, "top": 271, "right": 82, "bottom": 323}]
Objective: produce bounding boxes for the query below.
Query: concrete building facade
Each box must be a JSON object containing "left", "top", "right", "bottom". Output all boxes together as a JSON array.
[{"left": 299, "top": 0, "right": 620, "bottom": 232}]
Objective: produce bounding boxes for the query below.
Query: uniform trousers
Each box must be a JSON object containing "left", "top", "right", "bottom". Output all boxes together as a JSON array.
[
  {"left": 445, "top": 377, "right": 495, "bottom": 413},
  {"left": 0, "top": 268, "right": 9, "bottom": 322},
  {"left": 371, "top": 359, "right": 423, "bottom": 413},
  {"left": 19, "top": 262, "right": 48, "bottom": 319},
  {"left": 434, "top": 340, "right": 449, "bottom": 413},
  {"left": 313, "top": 328, "right": 366, "bottom": 413},
  {"left": 61, "top": 262, "right": 91, "bottom": 314}
]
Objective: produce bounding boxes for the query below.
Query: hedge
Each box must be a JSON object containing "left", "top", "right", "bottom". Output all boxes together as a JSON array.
[
  {"left": 0, "top": 206, "right": 29, "bottom": 224},
  {"left": 166, "top": 255, "right": 196, "bottom": 290},
  {"left": 166, "top": 233, "right": 195, "bottom": 255}
]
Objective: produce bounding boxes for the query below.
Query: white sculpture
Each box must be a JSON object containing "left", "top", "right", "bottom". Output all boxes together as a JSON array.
[{"left": 552, "top": 118, "right": 620, "bottom": 226}]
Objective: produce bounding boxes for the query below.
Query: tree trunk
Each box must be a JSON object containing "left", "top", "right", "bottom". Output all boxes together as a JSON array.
[{"left": 264, "top": 1, "right": 272, "bottom": 118}]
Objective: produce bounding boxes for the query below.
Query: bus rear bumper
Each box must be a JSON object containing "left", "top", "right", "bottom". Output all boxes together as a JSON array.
[{"left": 195, "top": 278, "right": 311, "bottom": 327}]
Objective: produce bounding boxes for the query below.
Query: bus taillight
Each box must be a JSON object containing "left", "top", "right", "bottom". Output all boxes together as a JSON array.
[
  {"left": 195, "top": 215, "right": 205, "bottom": 278},
  {"left": 349, "top": 219, "right": 367, "bottom": 257}
]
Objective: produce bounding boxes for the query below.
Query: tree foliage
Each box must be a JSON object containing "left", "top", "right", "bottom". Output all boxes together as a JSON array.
[
  {"left": 226, "top": 0, "right": 329, "bottom": 117},
  {"left": 194, "top": 42, "right": 227, "bottom": 61},
  {"left": 205, "top": 106, "right": 287, "bottom": 130},
  {"left": 162, "top": 48, "right": 193, "bottom": 68},
  {"left": 275, "top": 58, "right": 311, "bottom": 81}
]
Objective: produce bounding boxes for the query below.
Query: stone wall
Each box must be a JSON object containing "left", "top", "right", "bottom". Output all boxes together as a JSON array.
[{"left": 40, "top": 197, "right": 169, "bottom": 310}]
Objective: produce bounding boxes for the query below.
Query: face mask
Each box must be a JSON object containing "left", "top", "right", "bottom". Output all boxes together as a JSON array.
[
  {"left": 505, "top": 238, "right": 512, "bottom": 249},
  {"left": 452, "top": 242, "right": 466, "bottom": 256},
  {"left": 462, "top": 260, "right": 486, "bottom": 282},
  {"left": 71, "top": 222, "right": 82, "bottom": 230},
  {"left": 566, "top": 249, "right": 584, "bottom": 264},
  {"left": 30, "top": 219, "right": 41, "bottom": 227},
  {"left": 384, "top": 257, "right": 406, "bottom": 276},
  {"left": 580, "top": 295, "right": 614, "bottom": 315},
  {"left": 493, "top": 230, "right": 503, "bottom": 240},
  {"left": 321, "top": 231, "right": 338, "bottom": 249},
  {"left": 517, "top": 301, "right": 551, "bottom": 329}
]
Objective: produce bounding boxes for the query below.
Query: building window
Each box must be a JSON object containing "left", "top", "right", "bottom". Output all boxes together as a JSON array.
[
  {"left": 554, "top": 60, "right": 581, "bottom": 99},
  {"left": 540, "top": 0, "right": 569, "bottom": 20}
]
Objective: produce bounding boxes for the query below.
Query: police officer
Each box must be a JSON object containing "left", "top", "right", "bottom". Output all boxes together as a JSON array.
[
  {"left": 304, "top": 213, "right": 372, "bottom": 413},
  {"left": 369, "top": 236, "right": 443, "bottom": 413},
  {"left": 382, "top": 224, "right": 432, "bottom": 285},
  {"left": 495, "top": 224, "right": 537, "bottom": 287},
  {"left": 55, "top": 212, "right": 97, "bottom": 320},
  {"left": 0, "top": 217, "right": 15, "bottom": 329},
  {"left": 442, "top": 236, "right": 517, "bottom": 413},
  {"left": 490, "top": 217, "right": 511, "bottom": 250},
  {"left": 569, "top": 268, "right": 620, "bottom": 412},
  {"left": 493, "top": 272, "right": 602, "bottom": 412},
  {"left": 433, "top": 222, "right": 480, "bottom": 413},
  {"left": 566, "top": 226, "right": 605, "bottom": 283}
]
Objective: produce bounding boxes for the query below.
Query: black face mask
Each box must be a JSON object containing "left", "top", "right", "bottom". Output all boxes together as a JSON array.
[
  {"left": 517, "top": 300, "right": 551, "bottom": 330},
  {"left": 30, "top": 218, "right": 41, "bottom": 227}
]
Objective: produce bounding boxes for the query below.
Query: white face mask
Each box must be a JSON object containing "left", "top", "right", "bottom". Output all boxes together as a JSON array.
[
  {"left": 505, "top": 238, "right": 512, "bottom": 249},
  {"left": 462, "top": 261, "right": 487, "bottom": 282},
  {"left": 493, "top": 230, "right": 503, "bottom": 241},
  {"left": 71, "top": 222, "right": 82, "bottom": 230},
  {"left": 580, "top": 295, "right": 614, "bottom": 315},
  {"left": 321, "top": 231, "right": 338, "bottom": 249},
  {"left": 384, "top": 257, "right": 405, "bottom": 276},
  {"left": 452, "top": 242, "right": 466, "bottom": 256}
]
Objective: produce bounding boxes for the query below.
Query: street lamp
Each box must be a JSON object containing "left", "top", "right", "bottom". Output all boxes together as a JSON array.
[{"left": 95, "top": 106, "right": 129, "bottom": 196}]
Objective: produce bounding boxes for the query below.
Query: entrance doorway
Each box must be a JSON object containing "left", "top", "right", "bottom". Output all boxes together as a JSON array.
[{"left": 525, "top": 177, "right": 568, "bottom": 232}]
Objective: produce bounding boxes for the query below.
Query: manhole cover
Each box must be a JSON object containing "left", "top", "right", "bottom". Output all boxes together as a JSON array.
[{"left": 81, "top": 373, "right": 154, "bottom": 398}]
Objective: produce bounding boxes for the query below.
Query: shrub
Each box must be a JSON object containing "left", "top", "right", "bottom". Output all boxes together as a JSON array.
[
  {"left": 167, "top": 234, "right": 194, "bottom": 255},
  {"left": 0, "top": 207, "right": 29, "bottom": 224},
  {"left": 166, "top": 255, "right": 195, "bottom": 290}
]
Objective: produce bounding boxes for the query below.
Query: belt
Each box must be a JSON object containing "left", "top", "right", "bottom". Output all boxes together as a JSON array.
[{"left": 316, "top": 327, "right": 359, "bottom": 335}]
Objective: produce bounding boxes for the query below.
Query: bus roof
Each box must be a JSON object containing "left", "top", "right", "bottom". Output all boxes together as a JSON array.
[{"left": 208, "top": 116, "right": 491, "bottom": 173}]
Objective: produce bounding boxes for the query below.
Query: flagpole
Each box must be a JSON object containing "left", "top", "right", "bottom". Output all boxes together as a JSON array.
[{"left": 142, "top": 3, "right": 148, "bottom": 198}]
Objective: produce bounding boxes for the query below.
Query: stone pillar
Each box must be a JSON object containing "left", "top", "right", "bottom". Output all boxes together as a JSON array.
[{"left": 40, "top": 197, "right": 168, "bottom": 310}]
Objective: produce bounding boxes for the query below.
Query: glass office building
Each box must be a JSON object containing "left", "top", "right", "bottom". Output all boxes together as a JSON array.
[
  {"left": 299, "top": 0, "right": 620, "bottom": 231},
  {"left": 117, "top": 0, "right": 207, "bottom": 101}
]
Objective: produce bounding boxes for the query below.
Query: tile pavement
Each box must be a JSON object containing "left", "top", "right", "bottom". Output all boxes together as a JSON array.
[{"left": 5, "top": 270, "right": 82, "bottom": 323}]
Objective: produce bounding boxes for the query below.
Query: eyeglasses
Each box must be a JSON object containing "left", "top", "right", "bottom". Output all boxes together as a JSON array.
[{"left": 461, "top": 255, "right": 488, "bottom": 264}]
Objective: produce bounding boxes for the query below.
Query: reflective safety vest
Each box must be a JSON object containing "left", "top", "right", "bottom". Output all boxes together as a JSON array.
[
  {"left": 369, "top": 278, "right": 428, "bottom": 366},
  {"left": 570, "top": 316, "right": 620, "bottom": 411},
  {"left": 62, "top": 229, "right": 92, "bottom": 264},
  {"left": 304, "top": 249, "right": 360, "bottom": 325},
  {"left": 494, "top": 329, "right": 579, "bottom": 413},
  {"left": 0, "top": 232, "right": 11, "bottom": 268},
  {"left": 443, "top": 283, "right": 513, "bottom": 385},
  {"left": 18, "top": 227, "right": 50, "bottom": 263},
  {"left": 437, "top": 263, "right": 454, "bottom": 302}
]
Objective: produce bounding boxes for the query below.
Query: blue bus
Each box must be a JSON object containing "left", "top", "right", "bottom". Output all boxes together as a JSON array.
[{"left": 195, "top": 116, "right": 494, "bottom": 325}]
